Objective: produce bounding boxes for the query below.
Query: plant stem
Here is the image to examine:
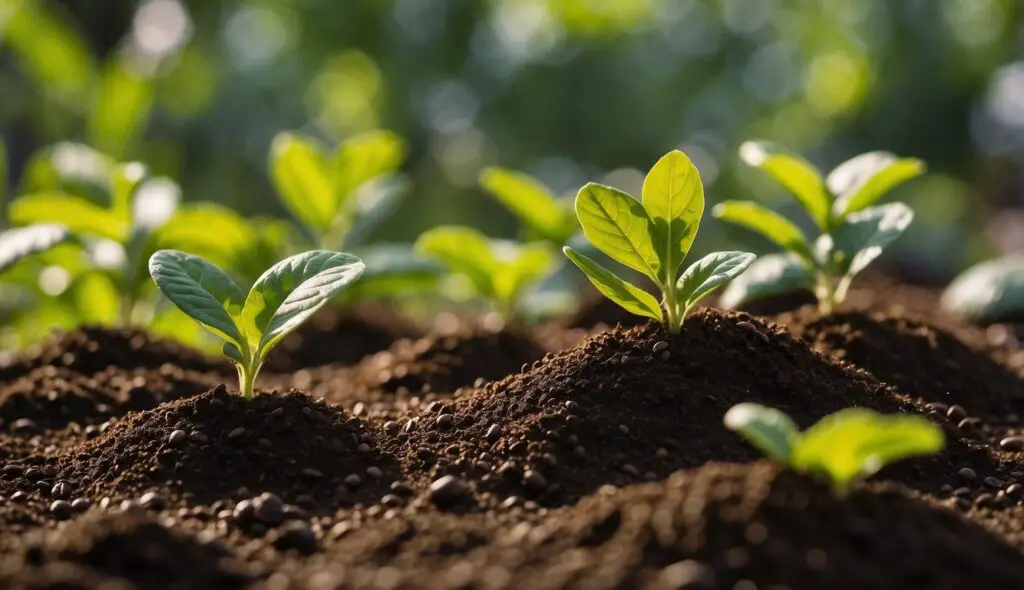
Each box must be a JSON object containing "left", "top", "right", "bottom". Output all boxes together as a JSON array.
[
  {"left": 238, "top": 362, "right": 258, "bottom": 400},
  {"left": 816, "top": 274, "right": 836, "bottom": 315},
  {"left": 663, "top": 282, "right": 682, "bottom": 334}
]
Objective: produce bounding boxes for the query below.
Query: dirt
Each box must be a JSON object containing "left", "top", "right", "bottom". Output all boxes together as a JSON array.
[{"left": 1, "top": 290, "right": 1023, "bottom": 589}]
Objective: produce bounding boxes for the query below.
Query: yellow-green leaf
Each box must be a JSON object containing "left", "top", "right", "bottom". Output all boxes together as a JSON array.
[
  {"left": 575, "top": 182, "right": 660, "bottom": 284},
  {"left": 331, "top": 129, "right": 407, "bottom": 209},
  {"left": 480, "top": 166, "right": 575, "bottom": 243},
  {"left": 712, "top": 200, "right": 813, "bottom": 261},
  {"left": 563, "top": 246, "right": 663, "bottom": 322},
  {"left": 10, "top": 193, "right": 129, "bottom": 242},
  {"left": 269, "top": 132, "right": 335, "bottom": 236},
  {"left": 415, "top": 226, "right": 498, "bottom": 300},
  {"left": 641, "top": 150, "right": 704, "bottom": 282},
  {"left": 740, "top": 140, "right": 830, "bottom": 229},
  {"left": 828, "top": 152, "right": 925, "bottom": 219}
]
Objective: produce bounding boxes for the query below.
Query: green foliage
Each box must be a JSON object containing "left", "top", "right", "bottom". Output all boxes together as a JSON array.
[
  {"left": 941, "top": 255, "right": 1024, "bottom": 323},
  {"left": 0, "top": 224, "right": 72, "bottom": 275},
  {"left": 725, "top": 403, "right": 944, "bottom": 495},
  {"left": 564, "top": 150, "right": 756, "bottom": 333},
  {"left": 416, "top": 225, "right": 557, "bottom": 323},
  {"left": 716, "top": 141, "right": 923, "bottom": 313},
  {"left": 149, "top": 249, "right": 365, "bottom": 399},
  {"left": 479, "top": 167, "right": 576, "bottom": 244}
]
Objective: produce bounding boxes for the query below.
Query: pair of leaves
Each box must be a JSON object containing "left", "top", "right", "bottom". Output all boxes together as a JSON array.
[
  {"left": 738, "top": 140, "right": 924, "bottom": 228},
  {"left": 479, "top": 167, "right": 577, "bottom": 244},
  {"left": 415, "top": 226, "right": 556, "bottom": 319},
  {"left": 564, "top": 150, "right": 755, "bottom": 329},
  {"left": 941, "top": 255, "right": 1024, "bottom": 323},
  {"left": 270, "top": 130, "right": 406, "bottom": 242},
  {"left": 149, "top": 250, "right": 365, "bottom": 371},
  {"left": 724, "top": 403, "right": 944, "bottom": 495}
]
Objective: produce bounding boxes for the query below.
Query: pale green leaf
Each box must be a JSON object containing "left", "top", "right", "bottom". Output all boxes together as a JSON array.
[
  {"left": 563, "top": 246, "right": 663, "bottom": 322},
  {"left": 148, "top": 250, "right": 246, "bottom": 346},
  {"left": 16, "top": 142, "right": 113, "bottom": 201},
  {"left": 828, "top": 152, "right": 925, "bottom": 219},
  {"left": 642, "top": 150, "right": 704, "bottom": 283},
  {"left": 10, "top": 193, "right": 129, "bottom": 242},
  {"left": 712, "top": 201, "right": 812, "bottom": 261},
  {"left": 793, "top": 408, "right": 944, "bottom": 494},
  {"left": 723, "top": 403, "right": 798, "bottom": 464},
  {"left": 480, "top": 166, "right": 575, "bottom": 242},
  {"left": 676, "top": 251, "right": 757, "bottom": 309},
  {"left": 242, "top": 250, "right": 365, "bottom": 358},
  {"left": 494, "top": 241, "right": 558, "bottom": 306},
  {"left": 331, "top": 129, "right": 407, "bottom": 210},
  {"left": 941, "top": 255, "right": 1024, "bottom": 323},
  {"left": 415, "top": 226, "right": 498, "bottom": 299},
  {"left": 829, "top": 202, "right": 914, "bottom": 278},
  {"left": 718, "top": 253, "right": 815, "bottom": 309},
  {"left": 269, "top": 132, "right": 335, "bottom": 236},
  {"left": 739, "top": 140, "right": 830, "bottom": 229},
  {"left": 0, "top": 224, "right": 71, "bottom": 275},
  {"left": 575, "top": 182, "right": 661, "bottom": 283},
  {"left": 154, "top": 203, "right": 257, "bottom": 269},
  {"left": 88, "top": 59, "right": 154, "bottom": 158}
]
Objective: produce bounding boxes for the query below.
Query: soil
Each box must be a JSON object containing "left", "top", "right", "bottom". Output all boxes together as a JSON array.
[{"left": 1, "top": 288, "right": 1024, "bottom": 589}]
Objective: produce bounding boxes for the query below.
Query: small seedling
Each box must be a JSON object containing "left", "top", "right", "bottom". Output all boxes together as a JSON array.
[
  {"left": 724, "top": 403, "right": 944, "bottom": 495},
  {"left": 715, "top": 141, "right": 923, "bottom": 313},
  {"left": 415, "top": 225, "right": 557, "bottom": 323},
  {"left": 479, "top": 167, "right": 577, "bottom": 244},
  {"left": 149, "top": 249, "right": 365, "bottom": 399},
  {"left": 563, "top": 150, "right": 756, "bottom": 333},
  {"left": 941, "top": 255, "right": 1024, "bottom": 323}
]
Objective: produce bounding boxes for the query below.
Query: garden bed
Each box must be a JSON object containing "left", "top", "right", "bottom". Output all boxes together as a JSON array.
[{"left": 1, "top": 285, "right": 1023, "bottom": 589}]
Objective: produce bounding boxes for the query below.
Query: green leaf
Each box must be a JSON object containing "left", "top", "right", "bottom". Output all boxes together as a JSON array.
[
  {"left": 331, "top": 129, "right": 407, "bottom": 209},
  {"left": 241, "top": 250, "right": 365, "bottom": 358},
  {"left": 718, "top": 253, "right": 815, "bottom": 309},
  {"left": 828, "top": 152, "right": 925, "bottom": 219},
  {"left": 16, "top": 142, "right": 113, "bottom": 201},
  {"left": 149, "top": 250, "right": 246, "bottom": 347},
  {"left": 111, "top": 162, "right": 147, "bottom": 219},
  {"left": 88, "top": 59, "right": 154, "bottom": 158},
  {"left": 676, "top": 251, "right": 757, "bottom": 309},
  {"left": 712, "top": 201, "right": 812, "bottom": 261},
  {"left": 723, "top": 403, "right": 799, "bottom": 464},
  {"left": 494, "top": 241, "right": 558, "bottom": 307},
  {"left": 0, "top": 224, "right": 72, "bottom": 275},
  {"left": 940, "top": 255, "right": 1024, "bottom": 323},
  {"left": 480, "top": 166, "right": 575, "bottom": 243},
  {"left": 739, "top": 140, "right": 830, "bottom": 229},
  {"left": 269, "top": 133, "right": 335, "bottom": 236},
  {"left": 642, "top": 150, "right": 704, "bottom": 283},
  {"left": 563, "top": 246, "right": 663, "bottom": 322},
  {"left": 154, "top": 203, "right": 257, "bottom": 268},
  {"left": 575, "top": 182, "right": 661, "bottom": 283},
  {"left": 415, "top": 226, "right": 498, "bottom": 299},
  {"left": 828, "top": 202, "right": 914, "bottom": 278},
  {"left": 793, "top": 408, "right": 943, "bottom": 494},
  {"left": 10, "top": 193, "right": 129, "bottom": 242},
  {"left": 343, "top": 244, "right": 442, "bottom": 301},
  {"left": 70, "top": 271, "right": 120, "bottom": 325}
]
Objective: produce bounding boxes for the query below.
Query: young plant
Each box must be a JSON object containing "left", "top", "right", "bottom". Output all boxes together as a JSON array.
[
  {"left": 941, "top": 254, "right": 1024, "bottom": 323},
  {"left": 148, "top": 249, "right": 365, "bottom": 399},
  {"left": 479, "top": 167, "right": 577, "bottom": 245},
  {"left": 562, "top": 150, "right": 756, "bottom": 334},
  {"left": 415, "top": 225, "right": 557, "bottom": 323},
  {"left": 724, "top": 403, "right": 944, "bottom": 495},
  {"left": 715, "top": 142, "right": 923, "bottom": 313}
]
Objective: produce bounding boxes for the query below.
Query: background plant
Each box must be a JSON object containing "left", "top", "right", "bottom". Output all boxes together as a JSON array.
[
  {"left": 149, "top": 249, "right": 365, "bottom": 399},
  {"left": 941, "top": 254, "right": 1024, "bottom": 323},
  {"left": 714, "top": 142, "right": 923, "bottom": 313},
  {"left": 724, "top": 402, "right": 944, "bottom": 495},
  {"left": 564, "top": 150, "right": 756, "bottom": 333},
  {"left": 479, "top": 167, "right": 577, "bottom": 246}
]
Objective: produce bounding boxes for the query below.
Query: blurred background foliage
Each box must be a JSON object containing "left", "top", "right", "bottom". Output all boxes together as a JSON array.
[{"left": 1, "top": 0, "right": 1023, "bottom": 291}]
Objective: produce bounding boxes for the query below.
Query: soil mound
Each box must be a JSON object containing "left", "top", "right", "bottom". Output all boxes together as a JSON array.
[
  {"left": 0, "top": 511, "right": 251, "bottom": 590},
  {"left": 393, "top": 309, "right": 993, "bottom": 505},
  {"left": 304, "top": 329, "right": 545, "bottom": 407},
  {"left": 263, "top": 305, "right": 422, "bottom": 372},
  {"left": 778, "top": 306, "right": 1024, "bottom": 419},
  {"left": 53, "top": 386, "right": 397, "bottom": 509},
  {"left": 0, "top": 327, "right": 228, "bottom": 378}
]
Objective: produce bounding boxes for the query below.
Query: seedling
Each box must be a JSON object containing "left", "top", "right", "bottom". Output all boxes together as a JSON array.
[
  {"left": 415, "top": 225, "right": 557, "bottom": 323},
  {"left": 941, "top": 255, "right": 1024, "bottom": 323},
  {"left": 269, "top": 130, "right": 439, "bottom": 298},
  {"left": 479, "top": 167, "right": 577, "bottom": 244},
  {"left": 563, "top": 150, "right": 756, "bottom": 333},
  {"left": 724, "top": 403, "right": 944, "bottom": 495},
  {"left": 715, "top": 141, "right": 923, "bottom": 313},
  {"left": 148, "top": 249, "right": 365, "bottom": 399}
]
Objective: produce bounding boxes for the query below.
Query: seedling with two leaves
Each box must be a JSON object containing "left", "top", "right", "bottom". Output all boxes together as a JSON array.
[
  {"left": 724, "top": 403, "right": 944, "bottom": 495},
  {"left": 415, "top": 226, "right": 558, "bottom": 324},
  {"left": 148, "top": 249, "right": 365, "bottom": 399},
  {"left": 715, "top": 142, "right": 923, "bottom": 313},
  {"left": 564, "top": 150, "right": 756, "bottom": 333}
]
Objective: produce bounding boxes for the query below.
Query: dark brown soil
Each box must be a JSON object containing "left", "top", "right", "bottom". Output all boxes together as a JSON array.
[{"left": 262, "top": 305, "right": 421, "bottom": 372}]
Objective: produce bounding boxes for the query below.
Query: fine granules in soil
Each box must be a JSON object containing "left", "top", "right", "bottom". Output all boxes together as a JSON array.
[
  {"left": 387, "top": 308, "right": 996, "bottom": 506},
  {"left": 44, "top": 386, "right": 398, "bottom": 510}
]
